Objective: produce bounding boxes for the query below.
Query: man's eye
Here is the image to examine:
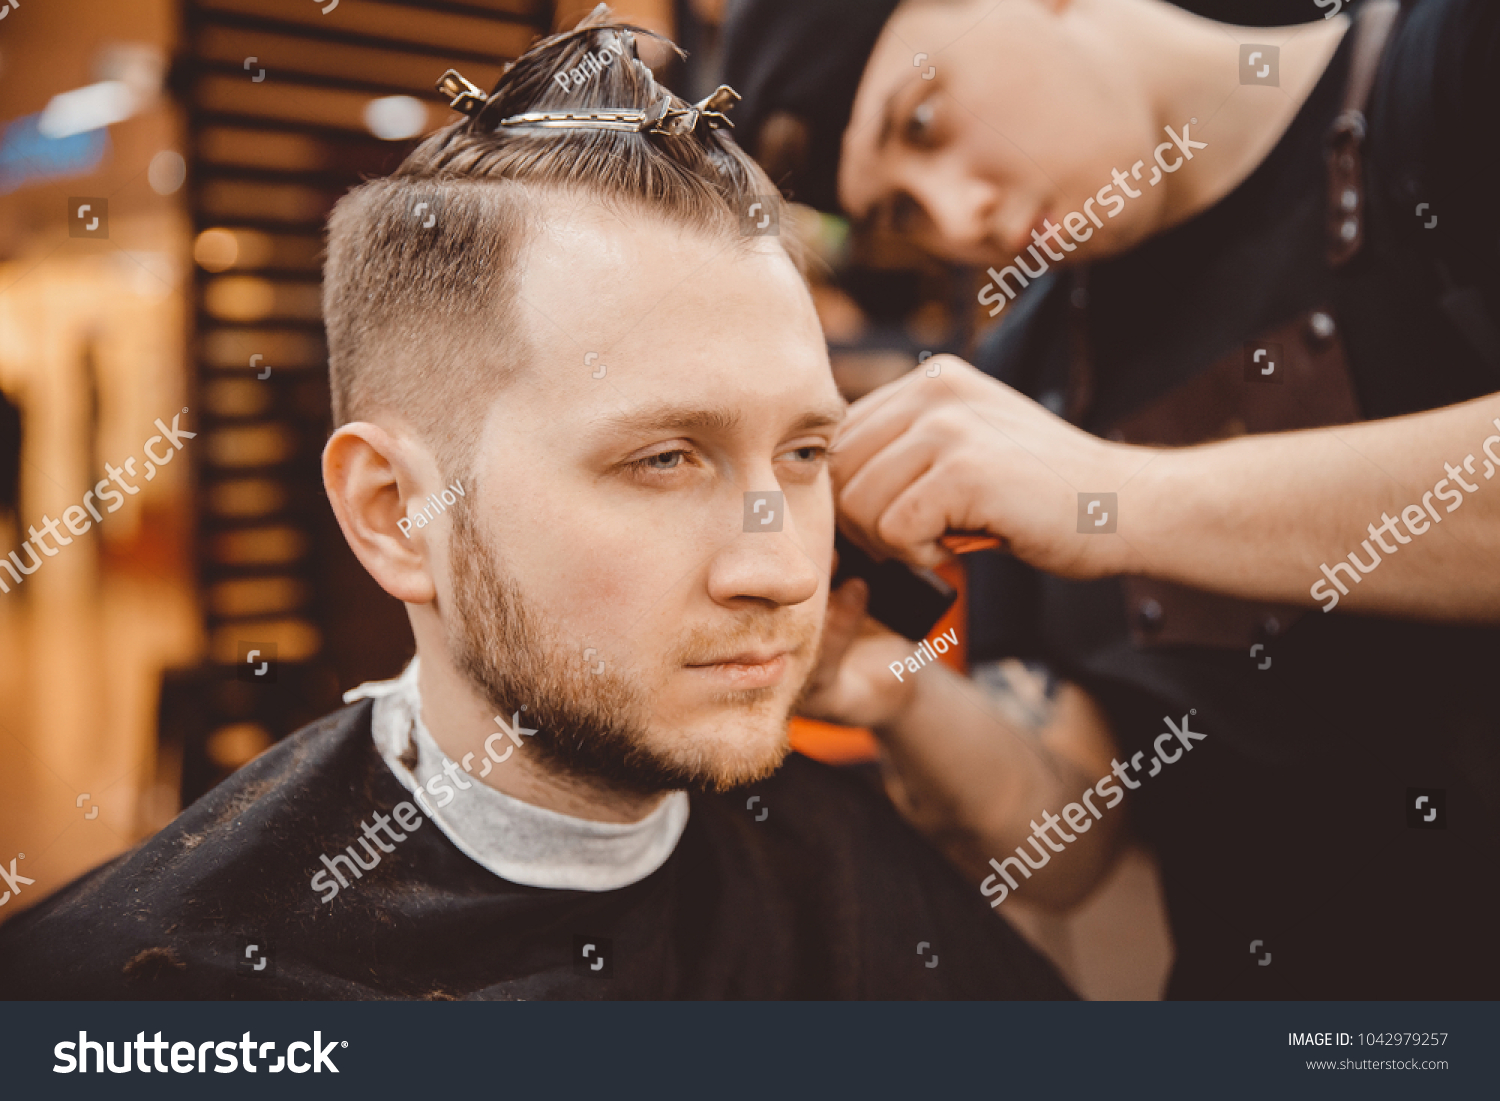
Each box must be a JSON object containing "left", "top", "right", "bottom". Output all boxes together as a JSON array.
[
  {"left": 626, "top": 449, "right": 690, "bottom": 474},
  {"left": 778, "top": 445, "right": 827, "bottom": 465}
]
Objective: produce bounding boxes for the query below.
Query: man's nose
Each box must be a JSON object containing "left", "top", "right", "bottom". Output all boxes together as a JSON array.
[{"left": 706, "top": 505, "right": 822, "bottom": 611}]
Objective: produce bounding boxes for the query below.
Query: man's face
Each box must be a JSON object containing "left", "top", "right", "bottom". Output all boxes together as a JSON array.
[
  {"left": 839, "top": 0, "right": 1160, "bottom": 264},
  {"left": 441, "top": 202, "right": 843, "bottom": 796}
]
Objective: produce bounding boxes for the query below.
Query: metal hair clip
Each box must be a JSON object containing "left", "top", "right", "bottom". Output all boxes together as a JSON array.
[
  {"left": 497, "top": 86, "right": 740, "bottom": 137},
  {"left": 434, "top": 66, "right": 740, "bottom": 138},
  {"left": 491, "top": 108, "right": 654, "bottom": 132},
  {"left": 436, "top": 69, "right": 488, "bottom": 117}
]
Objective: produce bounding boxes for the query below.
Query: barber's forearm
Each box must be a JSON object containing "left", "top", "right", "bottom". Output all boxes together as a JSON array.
[
  {"left": 873, "top": 667, "right": 1122, "bottom": 909},
  {"left": 1110, "top": 393, "right": 1500, "bottom": 621}
]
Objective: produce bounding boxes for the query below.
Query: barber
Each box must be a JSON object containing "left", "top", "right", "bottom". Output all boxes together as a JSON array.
[
  {"left": 728, "top": 0, "right": 1500, "bottom": 997},
  {"left": 730, "top": 0, "right": 1499, "bottom": 618}
]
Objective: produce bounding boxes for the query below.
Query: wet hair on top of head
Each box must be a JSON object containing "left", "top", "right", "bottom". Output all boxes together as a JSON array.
[
  {"left": 437, "top": 22, "right": 737, "bottom": 139},
  {"left": 395, "top": 3, "right": 768, "bottom": 228},
  {"left": 322, "top": 4, "right": 795, "bottom": 477}
]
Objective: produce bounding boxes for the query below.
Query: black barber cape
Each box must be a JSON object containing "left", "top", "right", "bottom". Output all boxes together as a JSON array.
[
  {"left": 968, "top": 0, "right": 1500, "bottom": 998},
  {"left": 0, "top": 700, "right": 1073, "bottom": 1000}
]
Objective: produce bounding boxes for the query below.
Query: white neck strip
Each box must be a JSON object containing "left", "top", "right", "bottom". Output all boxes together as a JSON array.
[{"left": 345, "top": 657, "right": 690, "bottom": 893}]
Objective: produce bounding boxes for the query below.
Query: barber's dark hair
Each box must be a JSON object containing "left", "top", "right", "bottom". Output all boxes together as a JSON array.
[{"left": 323, "top": 5, "right": 790, "bottom": 472}]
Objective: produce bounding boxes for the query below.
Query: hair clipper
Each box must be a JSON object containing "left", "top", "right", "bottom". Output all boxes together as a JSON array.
[{"left": 832, "top": 531, "right": 958, "bottom": 642}]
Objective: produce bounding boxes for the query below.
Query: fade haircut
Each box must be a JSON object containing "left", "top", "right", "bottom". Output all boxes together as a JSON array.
[{"left": 322, "top": 5, "right": 792, "bottom": 476}]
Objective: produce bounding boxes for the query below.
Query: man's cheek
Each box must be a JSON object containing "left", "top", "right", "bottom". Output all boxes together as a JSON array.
[
  {"left": 791, "top": 472, "right": 835, "bottom": 526},
  {"left": 544, "top": 562, "right": 670, "bottom": 649}
]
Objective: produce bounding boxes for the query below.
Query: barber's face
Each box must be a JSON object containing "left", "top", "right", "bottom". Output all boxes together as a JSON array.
[
  {"left": 442, "top": 206, "right": 842, "bottom": 794},
  {"left": 840, "top": 0, "right": 1160, "bottom": 264}
]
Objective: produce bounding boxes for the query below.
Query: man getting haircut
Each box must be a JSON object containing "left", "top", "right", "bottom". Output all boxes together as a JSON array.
[{"left": 0, "top": 9, "right": 1072, "bottom": 1000}]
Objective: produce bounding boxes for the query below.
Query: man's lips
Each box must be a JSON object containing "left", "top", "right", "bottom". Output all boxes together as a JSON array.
[
  {"left": 684, "top": 649, "right": 793, "bottom": 689},
  {"left": 687, "top": 649, "right": 788, "bottom": 667}
]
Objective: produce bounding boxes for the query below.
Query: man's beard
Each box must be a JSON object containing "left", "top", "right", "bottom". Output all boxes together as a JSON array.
[{"left": 446, "top": 500, "right": 808, "bottom": 797}]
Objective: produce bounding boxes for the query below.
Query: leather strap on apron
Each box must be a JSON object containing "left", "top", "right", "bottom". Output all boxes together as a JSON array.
[{"left": 1326, "top": 0, "right": 1402, "bottom": 267}]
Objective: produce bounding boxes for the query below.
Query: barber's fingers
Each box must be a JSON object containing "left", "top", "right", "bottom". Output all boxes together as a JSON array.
[
  {"left": 837, "top": 372, "right": 925, "bottom": 440},
  {"left": 836, "top": 424, "right": 943, "bottom": 558},
  {"left": 832, "top": 365, "right": 952, "bottom": 479},
  {"left": 839, "top": 401, "right": 1002, "bottom": 568},
  {"left": 848, "top": 449, "right": 990, "bottom": 573},
  {"left": 830, "top": 389, "right": 949, "bottom": 559},
  {"left": 874, "top": 464, "right": 990, "bottom": 571},
  {"left": 832, "top": 356, "right": 1003, "bottom": 492}
]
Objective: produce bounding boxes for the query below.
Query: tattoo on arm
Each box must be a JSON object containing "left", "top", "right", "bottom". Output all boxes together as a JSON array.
[{"left": 969, "top": 658, "right": 1061, "bottom": 735}]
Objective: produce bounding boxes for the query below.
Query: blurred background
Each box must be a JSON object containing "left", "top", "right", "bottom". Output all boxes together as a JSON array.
[{"left": 0, "top": 0, "right": 1336, "bottom": 997}]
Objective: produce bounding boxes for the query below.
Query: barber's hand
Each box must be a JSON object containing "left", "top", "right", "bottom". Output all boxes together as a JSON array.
[
  {"left": 831, "top": 355, "right": 1133, "bottom": 577},
  {"left": 797, "top": 577, "right": 917, "bottom": 731}
]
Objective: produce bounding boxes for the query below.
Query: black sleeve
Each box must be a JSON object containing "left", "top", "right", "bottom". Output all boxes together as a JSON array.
[{"left": 1373, "top": 0, "right": 1500, "bottom": 282}]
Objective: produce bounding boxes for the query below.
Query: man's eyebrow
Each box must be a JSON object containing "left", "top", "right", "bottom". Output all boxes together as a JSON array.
[
  {"left": 593, "top": 403, "right": 742, "bottom": 436},
  {"left": 787, "top": 403, "right": 848, "bottom": 433},
  {"left": 592, "top": 401, "right": 846, "bottom": 437}
]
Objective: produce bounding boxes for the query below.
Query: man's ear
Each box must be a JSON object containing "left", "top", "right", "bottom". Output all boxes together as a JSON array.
[{"left": 323, "top": 422, "right": 437, "bottom": 605}]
